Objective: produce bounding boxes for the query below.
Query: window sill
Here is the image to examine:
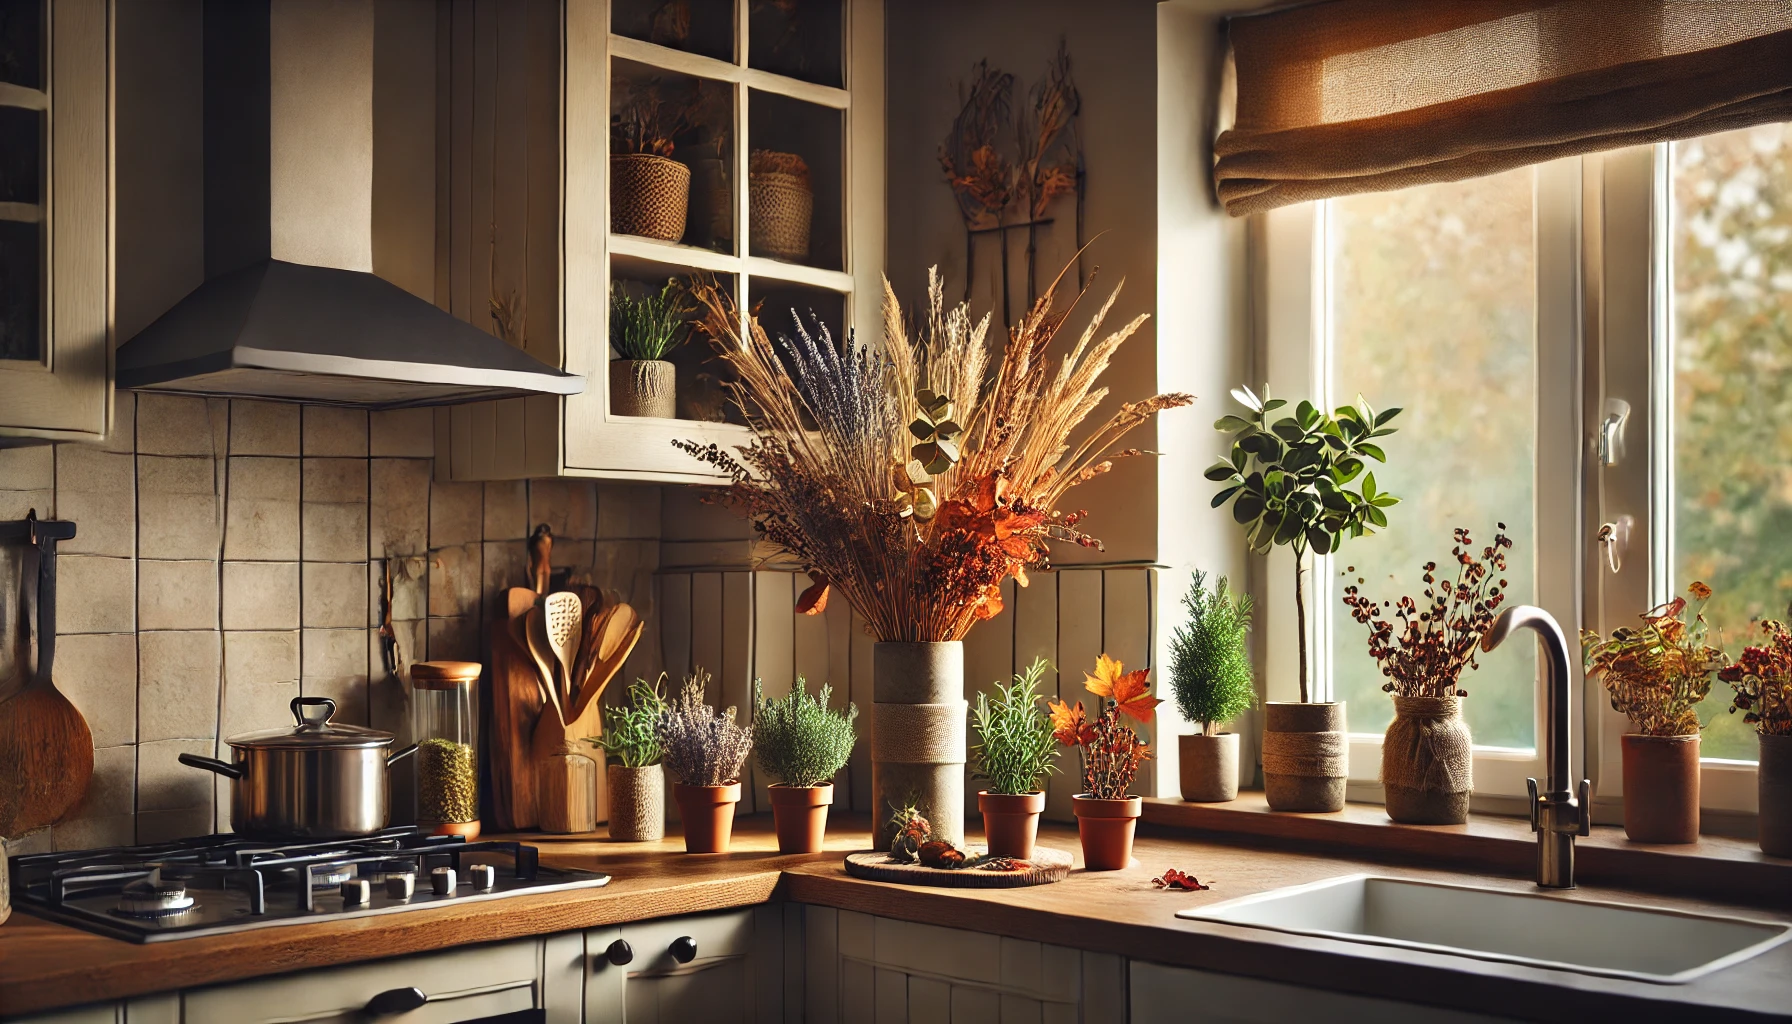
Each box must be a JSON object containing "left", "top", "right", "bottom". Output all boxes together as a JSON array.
[{"left": 1140, "top": 793, "right": 1788, "bottom": 909}]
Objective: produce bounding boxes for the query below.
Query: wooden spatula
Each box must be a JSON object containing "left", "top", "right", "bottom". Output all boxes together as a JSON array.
[
  {"left": 542, "top": 590, "right": 583, "bottom": 709},
  {"left": 0, "top": 514, "right": 91, "bottom": 837},
  {"left": 519, "top": 605, "right": 563, "bottom": 726}
]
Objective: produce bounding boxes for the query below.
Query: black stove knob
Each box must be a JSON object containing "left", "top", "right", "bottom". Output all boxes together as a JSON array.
[
  {"left": 605, "top": 938, "right": 634, "bottom": 966},
  {"left": 669, "top": 935, "right": 698, "bottom": 964}
]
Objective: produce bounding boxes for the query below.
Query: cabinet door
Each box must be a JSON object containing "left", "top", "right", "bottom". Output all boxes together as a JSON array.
[
  {"left": 1129, "top": 961, "right": 1515, "bottom": 1024},
  {"left": 585, "top": 908, "right": 776, "bottom": 1024},
  {"left": 0, "top": 0, "right": 111, "bottom": 444}
]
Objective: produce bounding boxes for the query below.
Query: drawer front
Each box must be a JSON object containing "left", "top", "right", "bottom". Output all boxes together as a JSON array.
[
  {"left": 0, "top": 1005, "right": 121, "bottom": 1024},
  {"left": 617, "top": 909, "right": 755, "bottom": 977},
  {"left": 181, "top": 939, "right": 542, "bottom": 1024}
]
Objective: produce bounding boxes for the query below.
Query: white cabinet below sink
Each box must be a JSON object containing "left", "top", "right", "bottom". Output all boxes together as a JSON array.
[
  {"left": 1129, "top": 961, "right": 1513, "bottom": 1024},
  {"left": 583, "top": 907, "right": 786, "bottom": 1024}
]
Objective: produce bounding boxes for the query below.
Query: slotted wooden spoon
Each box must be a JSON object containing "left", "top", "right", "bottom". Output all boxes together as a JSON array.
[
  {"left": 0, "top": 514, "right": 91, "bottom": 837},
  {"left": 542, "top": 591, "right": 583, "bottom": 709}
]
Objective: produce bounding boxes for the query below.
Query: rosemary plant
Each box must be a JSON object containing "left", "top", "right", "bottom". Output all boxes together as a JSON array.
[
  {"left": 611, "top": 278, "right": 693, "bottom": 361},
  {"left": 590, "top": 676, "right": 667, "bottom": 768},
  {"left": 971, "top": 659, "right": 1060, "bottom": 795},
  {"left": 750, "top": 678, "right": 858, "bottom": 789},
  {"left": 1168, "top": 572, "right": 1255, "bottom": 735},
  {"left": 655, "top": 669, "right": 753, "bottom": 787}
]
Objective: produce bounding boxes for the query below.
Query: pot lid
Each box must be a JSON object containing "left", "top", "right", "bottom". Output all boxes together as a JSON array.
[{"left": 227, "top": 696, "right": 395, "bottom": 750}]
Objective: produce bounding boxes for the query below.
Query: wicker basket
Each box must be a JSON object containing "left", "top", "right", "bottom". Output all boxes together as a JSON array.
[
  {"left": 751, "top": 170, "right": 813, "bottom": 259},
  {"left": 611, "top": 154, "right": 690, "bottom": 242}
]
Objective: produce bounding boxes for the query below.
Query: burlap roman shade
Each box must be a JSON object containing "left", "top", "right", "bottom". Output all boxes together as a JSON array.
[{"left": 1213, "top": 0, "right": 1792, "bottom": 216}]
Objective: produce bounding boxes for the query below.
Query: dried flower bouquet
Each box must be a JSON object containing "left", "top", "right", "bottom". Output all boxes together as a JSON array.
[
  {"left": 1720, "top": 619, "right": 1792, "bottom": 736},
  {"left": 677, "top": 265, "right": 1192, "bottom": 642},
  {"left": 1050, "top": 655, "right": 1160, "bottom": 799},
  {"left": 1582, "top": 583, "right": 1728, "bottom": 737}
]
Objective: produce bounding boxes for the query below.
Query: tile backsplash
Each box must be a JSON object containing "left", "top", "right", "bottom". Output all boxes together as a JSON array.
[{"left": 0, "top": 393, "right": 664, "bottom": 853}]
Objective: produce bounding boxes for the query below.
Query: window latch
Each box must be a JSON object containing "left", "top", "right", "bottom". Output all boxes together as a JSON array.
[
  {"left": 1598, "top": 398, "right": 1632, "bottom": 467},
  {"left": 1597, "top": 517, "right": 1631, "bottom": 574}
]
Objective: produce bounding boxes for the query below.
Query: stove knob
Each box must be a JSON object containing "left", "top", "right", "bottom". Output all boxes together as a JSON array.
[
  {"left": 468, "top": 864, "right": 496, "bottom": 891},
  {"left": 340, "top": 879, "right": 371, "bottom": 905},
  {"left": 669, "top": 935, "right": 698, "bottom": 964},
  {"left": 384, "top": 873, "right": 415, "bottom": 900},
  {"left": 431, "top": 867, "right": 457, "bottom": 896}
]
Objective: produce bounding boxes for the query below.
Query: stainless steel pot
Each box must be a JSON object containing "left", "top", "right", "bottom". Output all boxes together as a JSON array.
[{"left": 179, "top": 697, "right": 417, "bottom": 838}]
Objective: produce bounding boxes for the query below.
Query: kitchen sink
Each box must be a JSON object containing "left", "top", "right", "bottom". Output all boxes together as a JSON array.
[{"left": 1176, "top": 874, "right": 1791, "bottom": 984}]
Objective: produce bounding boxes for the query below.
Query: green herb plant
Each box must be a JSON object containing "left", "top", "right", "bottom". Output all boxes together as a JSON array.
[
  {"left": 611, "top": 278, "right": 694, "bottom": 361},
  {"left": 1168, "top": 572, "right": 1255, "bottom": 735},
  {"left": 751, "top": 678, "right": 858, "bottom": 789},
  {"left": 1206, "top": 384, "right": 1401, "bottom": 702},
  {"left": 589, "top": 676, "right": 668, "bottom": 768},
  {"left": 971, "top": 658, "right": 1060, "bottom": 795}
]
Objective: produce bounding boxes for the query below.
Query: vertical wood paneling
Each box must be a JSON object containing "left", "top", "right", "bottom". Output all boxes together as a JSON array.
[
  {"left": 1104, "top": 567, "right": 1156, "bottom": 795},
  {"left": 752, "top": 570, "right": 796, "bottom": 805},
  {"left": 849, "top": 609, "right": 875, "bottom": 815},
  {"left": 1080, "top": 951, "right": 1127, "bottom": 1023},
  {"left": 659, "top": 572, "right": 693, "bottom": 680},
  {"left": 906, "top": 978, "right": 950, "bottom": 1023},
  {"left": 470, "top": 0, "right": 497, "bottom": 335},
  {"left": 1053, "top": 570, "right": 1103, "bottom": 820},
  {"left": 962, "top": 579, "right": 1015, "bottom": 811},
  {"left": 792, "top": 575, "right": 833, "bottom": 690},
  {"left": 949, "top": 985, "right": 1000, "bottom": 1024},
  {"left": 524, "top": 0, "right": 561, "bottom": 369},
  {"left": 690, "top": 572, "right": 724, "bottom": 684},
  {"left": 841, "top": 959, "right": 875, "bottom": 1024},
  {"left": 448, "top": 0, "right": 473, "bottom": 321},
  {"left": 722, "top": 571, "right": 755, "bottom": 811},
  {"left": 805, "top": 905, "right": 840, "bottom": 1024},
  {"left": 874, "top": 968, "right": 908, "bottom": 1024},
  {"left": 433, "top": 5, "right": 452, "bottom": 309}
]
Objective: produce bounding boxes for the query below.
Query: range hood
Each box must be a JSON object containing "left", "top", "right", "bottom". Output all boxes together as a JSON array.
[{"left": 116, "top": 0, "right": 582, "bottom": 409}]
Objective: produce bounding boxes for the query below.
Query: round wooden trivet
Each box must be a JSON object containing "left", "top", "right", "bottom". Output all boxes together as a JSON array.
[{"left": 843, "top": 846, "right": 1073, "bottom": 888}]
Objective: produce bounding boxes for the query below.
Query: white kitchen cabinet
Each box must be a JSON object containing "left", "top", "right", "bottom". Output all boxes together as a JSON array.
[
  {"left": 1129, "top": 960, "right": 1514, "bottom": 1024},
  {"left": 0, "top": 0, "right": 113, "bottom": 446},
  {"left": 802, "top": 906, "right": 1127, "bottom": 1024},
  {"left": 583, "top": 906, "right": 786, "bottom": 1024},
  {"left": 1, "top": 995, "right": 176, "bottom": 1024}
]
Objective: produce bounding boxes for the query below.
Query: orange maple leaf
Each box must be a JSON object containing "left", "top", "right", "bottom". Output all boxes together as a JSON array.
[
  {"left": 1048, "top": 699, "right": 1087, "bottom": 747},
  {"left": 1111, "top": 669, "right": 1163, "bottom": 725},
  {"left": 1084, "top": 653, "right": 1126, "bottom": 697}
]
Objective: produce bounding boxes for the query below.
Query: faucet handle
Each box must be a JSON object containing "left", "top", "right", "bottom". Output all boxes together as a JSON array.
[
  {"left": 1576, "top": 779, "right": 1593, "bottom": 836},
  {"left": 1526, "top": 778, "right": 1542, "bottom": 833}
]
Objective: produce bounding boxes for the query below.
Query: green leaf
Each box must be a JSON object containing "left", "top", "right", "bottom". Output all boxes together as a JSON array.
[
  {"left": 1232, "top": 494, "right": 1264, "bottom": 525},
  {"left": 1362, "top": 472, "right": 1377, "bottom": 501},
  {"left": 1215, "top": 414, "right": 1253, "bottom": 433},
  {"left": 1272, "top": 419, "right": 1307, "bottom": 443},
  {"left": 1210, "top": 485, "right": 1242, "bottom": 508},
  {"left": 1371, "top": 494, "right": 1401, "bottom": 507},
  {"left": 1358, "top": 442, "right": 1387, "bottom": 462},
  {"left": 1204, "top": 461, "right": 1241, "bottom": 482},
  {"left": 1262, "top": 398, "right": 1288, "bottom": 412},
  {"left": 1230, "top": 385, "right": 1263, "bottom": 412},
  {"left": 1374, "top": 407, "right": 1403, "bottom": 427},
  {"left": 1333, "top": 458, "right": 1364, "bottom": 483},
  {"left": 1307, "top": 527, "right": 1332, "bottom": 555},
  {"left": 1231, "top": 447, "right": 1248, "bottom": 471},
  {"left": 1366, "top": 506, "right": 1389, "bottom": 529},
  {"left": 1296, "top": 400, "right": 1318, "bottom": 429},
  {"left": 1274, "top": 514, "right": 1304, "bottom": 546}
]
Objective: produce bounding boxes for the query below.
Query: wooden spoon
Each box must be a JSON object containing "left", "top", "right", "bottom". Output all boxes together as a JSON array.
[
  {"left": 520, "top": 605, "right": 563, "bottom": 726},
  {"left": 542, "top": 591, "right": 583, "bottom": 709},
  {"left": 0, "top": 514, "right": 91, "bottom": 837},
  {"left": 565, "top": 606, "right": 645, "bottom": 730}
]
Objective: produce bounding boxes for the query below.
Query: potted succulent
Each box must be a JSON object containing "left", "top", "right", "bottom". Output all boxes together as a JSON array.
[
  {"left": 610, "top": 278, "right": 692, "bottom": 419},
  {"left": 1168, "top": 572, "right": 1255, "bottom": 803},
  {"left": 751, "top": 678, "right": 858, "bottom": 854},
  {"left": 610, "top": 88, "right": 695, "bottom": 242},
  {"left": 1051, "top": 655, "right": 1160, "bottom": 870},
  {"left": 1341, "top": 526, "right": 1514, "bottom": 824},
  {"left": 590, "top": 676, "right": 668, "bottom": 842},
  {"left": 656, "top": 668, "right": 753, "bottom": 853},
  {"left": 970, "top": 658, "right": 1060, "bottom": 858},
  {"left": 1719, "top": 619, "right": 1792, "bottom": 857},
  {"left": 1207, "top": 386, "right": 1401, "bottom": 812},
  {"left": 1582, "top": 583, "right": 1727, "bottom": 844}
]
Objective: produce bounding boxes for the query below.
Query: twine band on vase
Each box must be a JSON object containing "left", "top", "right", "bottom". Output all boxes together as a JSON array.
[
  {"left": 1261, "top": 728, "right": 1346, "bottom": 777},
  {"left": 871, "top": 701, "right": 969, "bottom": 764},
  {"left": 1382, "top": 695, "right": 1473, "bottom": 794}
]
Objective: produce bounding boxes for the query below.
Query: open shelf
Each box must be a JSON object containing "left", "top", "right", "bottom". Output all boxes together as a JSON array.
[
  {"left": 610, "top": 57, "right": 735, "bottom": 255},
  {"left": 748, "top": 0, "right": 842, "bottom": 89},
  {"left": 611, "top": 0, "right": 736, "bottom": 64},
  {"left": 747, "top": 89, "right": 843, "bottom": 271}
]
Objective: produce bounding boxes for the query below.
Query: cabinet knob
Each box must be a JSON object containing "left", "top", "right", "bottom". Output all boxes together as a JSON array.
[
  {"left": 669, "top": 935, "right": 698, "bottom": 964},
  {"left": 605, "top": 938, "right": 634, "bottom": 966},
  {"left": 364, "top": 986, "right": 428, "bottom": 1016}
]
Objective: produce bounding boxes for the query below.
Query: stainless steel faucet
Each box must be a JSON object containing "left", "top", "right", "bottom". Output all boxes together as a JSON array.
[{"left": 1481, "top": 605, "right": 1591, "bottom": 889}]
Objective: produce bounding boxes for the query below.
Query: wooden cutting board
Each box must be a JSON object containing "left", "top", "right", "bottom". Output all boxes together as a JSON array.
[
  {"left": 842, "top": 847, "right": 1074, "bottom": 887},
  {"left": 488, "top": 587, "right": 543, "bottom": 831}
]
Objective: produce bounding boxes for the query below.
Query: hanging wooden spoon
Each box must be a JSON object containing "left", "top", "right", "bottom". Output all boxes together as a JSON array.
[{"left": 0, "top": 514, "right": 91, "bottom": 836}]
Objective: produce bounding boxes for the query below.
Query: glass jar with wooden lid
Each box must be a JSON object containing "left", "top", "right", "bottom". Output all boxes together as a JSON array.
[{"left": 411, "top": 661, "right": 481, "bottom": 838}]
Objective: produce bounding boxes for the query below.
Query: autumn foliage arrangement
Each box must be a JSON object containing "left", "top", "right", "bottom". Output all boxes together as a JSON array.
[
  {"left": 1051, "top": 655, "right": 1160, "bottom": 800},
  {"left": 1720, "top": 620, "right": 1792, "bottom": 737},
  {"left": 1581, "top": 583, "right": 1728, "bottom": 737}
]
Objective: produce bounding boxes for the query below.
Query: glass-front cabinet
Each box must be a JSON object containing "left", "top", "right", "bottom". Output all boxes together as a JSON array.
[
  {"left": 435, "top": 0, "right": 884, "bottom": 481},
  {"left": 0, "top": 0, "right": 111, "bottom": 445}
]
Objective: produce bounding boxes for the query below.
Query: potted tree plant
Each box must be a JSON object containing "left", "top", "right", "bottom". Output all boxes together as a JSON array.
[
  {"left": 610, "top": 278, "right": 692, "bottom": 419},
  {"left": 1168, "top": 572, "right": 1254, "bottom": 803},
  {"left": 610, "top": 88, "right": 694, "bottom": 242},
  {"left": 1719, "top": 619, "right": 1792, "bottom": 857},
  {"left": 971, "top": 658, "right": 1059, "bottom": 858},
  {"left": 590, "top": 676, "right": 668, "bottom": 842},
  {"left": 1341, "top": 526, "right": 1513, "bottom": 824},
  {"left": 1051, "top": 655, "right": 1161, "bottom": 870},
  {"left": 1582, "top": 583, "right": 1727, "bottom": 844},
  {"left": 1207, "top": 386, "right": 1402, "bottom": 812},
  {"left": 751, "top": 678, "right": 858, "bottom": 854},
  {"left": 656, "top": 669, "right": 753, "bottom": 853}
]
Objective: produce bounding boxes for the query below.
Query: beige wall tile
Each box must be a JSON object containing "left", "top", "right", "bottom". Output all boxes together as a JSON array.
[
  {"left": 57, "top": 555, "right": 136, "bottom": 633},
  {"left": 137, "top": 455, "right": 221, "bottom": 560},
  {"left": 303, "top": 560, "right": 369, "bottom": 628},
  {"left": 529, "top": 479, "right": 597, "bottom": 540},
  {"left": 224, "top": 456, "right": 300, "bottom": 560},
  {"left": 136, "top": 806, "right": 216, "bottom": 844},
  {"left": 303, "top": 457, "right": 368, "bottom": 503},
  {"left": 427, "top": 542, "right": 481, "bottom": 619},
  {"left": 0, "top": 487, "right": 54, "bottom": 520},
  {"left": 549, "top": 539, "right": 593, "bottom": 575},
  {"left": 138, "top": 559, "right": 219, "bottom": 630},
  {"left": 303, "top": 407, "right": 369, "bottom": 457},
  {"left": 138, "top": 630, "right": 222, "bottom": 742},
  {"left": 230, "top": 400, "right": 301, "bottom": 456},
  {"left": 135, "top": 394, "right": 216, "bottom": 456},
  {"left": 370, "top": 408, "right": 434, "bottom": 457},
  {"left": 481, "top": 540, "right": 527, "bottom": 601},
  {"left": 103, "top": 391, "right": 135, "bottom": 455},
  {"left": 137, "top": 737, "right": 216, "bottom": 812},
  {"left": 55, "top": 446, "right": 136, "bottom": 557},
  {"left": 483, "top": 480, "right": 528, "bottom": 540},
  {"left": 0, "top": 445, "right": 54, "bottom": 490},
  {"left": 221, "top": 561, "right": 300, "bottom": 629},
  {"left": 8, "top": 828, "right": 53, "bottom": 855},
  {"left": 303, "top": 674, "right": 369, "bottom": 727},
  {"left": 429, "top": 480, "right": 483, "bottom": 547},
  {"left": 70, "top": 744, "right": 136, "bottom": 819},
  {"left": 598, "top": 483, "right": 663, "bottom": 540},
  {"left": 304, "top": 501, "right": 369, "bottom": 562},
  {"left": 222, "top": 630, "right": 300, "bottom": 737},
  {"left": 370, "top": 458, "right": 431, "bottom": 557},
  {"left": 52, "top": 814, "right": 136, "bottom": 851},
  {"left": 55, "top": 633, "right": 138, "bottom": 746},
  {"left": 303, "top": 627, "right": 370, "bottom": 726},
  {"left": 426, "top": 615, "right": 479, "bottom": 663}
]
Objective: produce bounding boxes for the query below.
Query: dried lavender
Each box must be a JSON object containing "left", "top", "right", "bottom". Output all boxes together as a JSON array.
[{"left": 656, "top": 668, "right": 752, "bottom": 787}]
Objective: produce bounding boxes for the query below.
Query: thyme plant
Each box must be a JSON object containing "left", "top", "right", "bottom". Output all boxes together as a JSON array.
[
  {"left": 971, "top": 658, "right": 1060, "bottom": 795},
  {"left": 656, "top": 669, "right": 753, "bottom": 786},
  {"left": 611, "top": 278, "right": 693, "bottom": 361},
  {"left": 590, "top": 676, "right": 668, "bottom": 768},
  {"left": 750, "top": 678, "right": 858, "bottom": 789},
  {"left": 1168, "top": 572, "right": 1255, "bottom": 735}
]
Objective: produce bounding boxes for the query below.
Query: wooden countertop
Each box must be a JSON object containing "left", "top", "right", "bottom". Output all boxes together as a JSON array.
[{"left": 3, "top": 814, "right": 1790, "bottom": 1021}]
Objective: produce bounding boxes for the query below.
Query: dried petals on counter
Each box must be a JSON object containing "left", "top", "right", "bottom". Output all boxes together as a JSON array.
[{"left": 1152, "top": 868, "right": 1210, "bottom": 891}]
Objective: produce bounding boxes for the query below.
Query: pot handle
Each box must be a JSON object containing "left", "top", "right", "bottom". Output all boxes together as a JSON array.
[
  {"left": 292, "top": 696, "right": 337, "bottom": 728},
  {"left": 178, "top": 752, "right": 245, "bottom": 780},
  {"left": 386, "top": 743, "right": 419, "bottom": 767}
]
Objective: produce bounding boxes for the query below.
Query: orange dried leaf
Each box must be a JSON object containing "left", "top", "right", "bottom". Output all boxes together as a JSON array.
[
  {"left": 795, "top": 573, "right": 831, "bottom": 616},
  {"left": 1084, "top": 653, "right": 1126, "bottom": 697}
]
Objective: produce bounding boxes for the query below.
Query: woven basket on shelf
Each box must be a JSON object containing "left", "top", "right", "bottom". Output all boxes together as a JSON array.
[
  {"left": 750, "top": 170, "right": 813, "bottom": 259},
  {"left": 611, "top": 153, "right": 690, "bottom": 242}
]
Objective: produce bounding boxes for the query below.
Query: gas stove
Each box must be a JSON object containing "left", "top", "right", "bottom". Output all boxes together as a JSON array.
[{"left": 9, "top": 828, "right": 609, "bottom": 942}]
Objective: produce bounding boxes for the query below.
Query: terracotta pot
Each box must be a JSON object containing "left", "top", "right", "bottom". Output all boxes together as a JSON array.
[
  {"left": 978, "top": 790, "right": 1046, "bottom": 859},
  {"left": 1381, "top": 696, "right": 1473, "bottom": 825},
  {"left": 1073, "top": 794, "right": 1141, "bottom": 871},
  {"left": 1759, "top": 732, "right": 1792, "bottom": 858},
  {"left": 610, "top": 359, "right": 677, "bottom": 418},
  {"left": 1179, "top": 732, "right": 1240, "bottom": 803},
  {"left": 608, "top": 763, "right": 666, "bottom": 842},
  {"left": 673, "top": 781, "right": 741, "bottom": 853},
  {"left": 1621, "top": 733, "right": 1700, "bottom": 843},
  {"left": 769, "top": 783, "right": 833, "bottom": 854},
  {"left": 1262, "top": 701, "right": 1348, "bottom": 812}
]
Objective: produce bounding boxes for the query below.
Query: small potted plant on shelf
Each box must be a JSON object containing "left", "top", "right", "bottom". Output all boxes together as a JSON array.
[
  {"left": 750, "top": 149, "right": 813, "bottom": 260},
  {"left": 1341, "top": 525, "right": 1514, "bottom": 824},
  {"left": 1719, "top": 619, "right": 1792, "bottom": 857},
  {"left": 610, "top": 278, "right": 692, "bottom": 419},
  {"left": 656, "top": 668, "right": 753, "bottom": 853},
  {"left": 971, "top": 658, "right": 1060, "bottom": 859},
  {"left": 611, "top": 87, "right": 695, "bottom": 242},
  {"left": 590, "top": 676, "right": 668, "bottom": 842},
  {"left": 1207, "top": 386, "right": 1402, "bottom": 812},
  {"left": 751, "top": 678, "right": 858, "bottom": 854},
  {"left": 1052, "top": 655, "right": 1160, "bottom": 870},
  {"left": 1168, "top": 572, "right": 1254, "bottom": 803},
  {"left": 1582, "top": 583, "right": 1727, "bottom": 844}
]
